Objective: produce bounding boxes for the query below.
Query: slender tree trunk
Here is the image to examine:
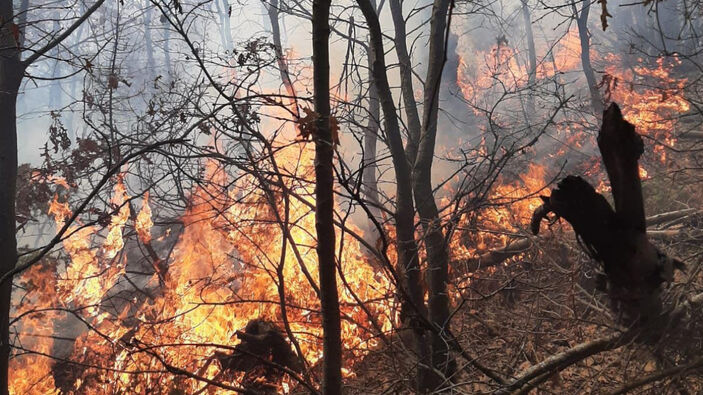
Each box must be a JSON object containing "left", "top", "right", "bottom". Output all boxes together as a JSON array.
[
  {"left": 575, "top": 0, "right": 603, "bottom": 114},
  {"left": 312, "top": 0, "right": 343, "bottom": 392},
  {"left": 215, "top": 0, "right": 233, "bottom": 51},
  {"left": 521, "top": 0, "right": 537, "bottom": 116},
  {"left": 389, "top": 0, "right": 422, "bottom": 163},
  {"left": 0, "top": 3, "right": 24, "bottom": 393},
  {"left": 163, "top": 20, "right": 172, "bottom": 77},
  {"left": 144, "top": 0, "right": 156, "bottom": 78},
  {"left": 362, "top": 41, "right": 380, "bottom": 221},
  {"left": 266, "top": 0, "right": 299, "bottom": 119},
  {"left": 414, "top": 0, "right": 456, "bottom": 383},
  {"left": 356, "top": 0, "right": 434, "bottom": 391}
]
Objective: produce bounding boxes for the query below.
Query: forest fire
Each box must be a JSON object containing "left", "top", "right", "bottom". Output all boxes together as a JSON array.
[
  {"left": 451, "top": 25, "right": 690, "bottom": 268},
  {"left": 12, "top": 143, "right": 395, "bottom": 393},
  {"left": 603, "top": 54, "right": 689, "bottom": 162},
  {"left": 5, "top": 0, "right": 703, "bottom": 393},
  {"left": 456, "top": 29, "right": 582, "bottom": 108}
]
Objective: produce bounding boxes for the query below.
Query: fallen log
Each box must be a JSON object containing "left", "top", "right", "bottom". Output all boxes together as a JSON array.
[{"left": 462, "top": 238, "right": 534, "bottom": 272}]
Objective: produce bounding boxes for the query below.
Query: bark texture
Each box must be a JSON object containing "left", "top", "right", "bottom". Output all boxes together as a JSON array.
[
  {"left": 356, "top": 0, "right": 434, "bottom": 391},
  {"left": 312, "top": 0, "right": 343, "bottom": 392},
  {"left": 414, "top": 0, "right": 456, "bottom": 382},
  {"left": 0, "top": 2, "right": 24, "bottom": 392},
  {"left": 389, "top": 0, "right": 422, "bottom": 163}
]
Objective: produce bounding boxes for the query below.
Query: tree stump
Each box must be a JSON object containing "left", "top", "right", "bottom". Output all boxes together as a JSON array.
[{"left": 531, "top": 103, "right": 682, "bottom": 324}]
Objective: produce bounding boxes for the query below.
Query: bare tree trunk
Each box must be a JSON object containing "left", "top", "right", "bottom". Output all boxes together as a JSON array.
[
  {"left": 356, "top": 0, "right": 434, "bottom": 391},
  {"left": 574, "top": 0, "right": 603, "bottom": 114},
  {"left": 389, "top": 0, "right": 422, "bottom": 163},
  {"left": 521, "top": 0, "right": 537, "bottom": 116},
  {"left": 0, "top": 2, "right": 104, "bottom": 391},
  {"left": 413, "top": 0, "right": 455, "bottom": 383},
  {"left": 312, "top": 0, "right": 343, "bottom": 392},
  {"left": 0, "top": 5, "right": 23, "bottom": 393},
  {"left": 266, "top": 0, "right": 299, "bottom": 119},
  {"left": 0, "top": 7, "right": 22, "bottom": 395},
  {"left": 163, "top": 19, "right": 172, "bottom": 77},
  {"left": 14, "top": 0, "right": 29, "bottom": 116},
  {"left": 362, "top": 39, "right": 380, "bottom": 220},
  {"left": 144, "top": 0, "right": 156, "bottom": 77},
  {"left": 215, "top": 0, "right": 233, "bottom": 51}
]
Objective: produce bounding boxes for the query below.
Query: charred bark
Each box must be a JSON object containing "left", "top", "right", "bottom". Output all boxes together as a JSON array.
[
  {"left": 312, "top": 0, "right": 343, "bottom": 392},
  {"left": 362, "top": 27, "right": 381, "bottom": 222},
  {"left": 532, "top": 103, "right": 682, "bottom": 323},
  {"left": 216, "top": 320, "right": 302, "bottom": 377}
]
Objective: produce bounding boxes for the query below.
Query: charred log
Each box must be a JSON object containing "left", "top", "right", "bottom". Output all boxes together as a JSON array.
[
  {"left": 531, "top": 103, "right": 683, "bottom": 324},
  {"left": 215, "top": 319, "right": 302, "bottom": 382}
]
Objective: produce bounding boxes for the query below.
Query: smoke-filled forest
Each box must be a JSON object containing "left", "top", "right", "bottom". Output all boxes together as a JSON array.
[{"left": 2, "top": 0, "right": 703, "bottom": 393}]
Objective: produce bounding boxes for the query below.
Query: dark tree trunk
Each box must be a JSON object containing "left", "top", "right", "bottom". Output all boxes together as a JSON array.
[
  {"left": 532, "top": 104, "right": 682, "bottom": 323},
  {"left": 0, "top": 3, "right": 24, "bottom": 393},
  {"left": 14, "top": 0, "right": 29, "bottom": 124},
  {"left": 574, "top": 0, "right": 603, "bottom": 114},
  {"left": 389, "top": 0, "right": 422, "bottom": 164},
  {"left": 413, "top": 0, "right": 455, "bottom": 383},
  {"left": 312, "top": 0, "right": 343, "bottom": 393},
  {"left": 356, "top": 0, "right": 434, "bottom": 391}
]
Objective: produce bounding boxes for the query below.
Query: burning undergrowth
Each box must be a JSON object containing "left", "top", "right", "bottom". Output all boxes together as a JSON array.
[
  {"left": 8, "top": 5, "right": 699, "bottom": 393},
  {"left": 11, "top": 142, "right": 396, "bottom": 393}
]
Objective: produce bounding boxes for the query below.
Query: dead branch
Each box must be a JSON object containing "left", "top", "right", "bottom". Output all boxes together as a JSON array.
[
  {"left": 609, "top": 356, "right": 703, "bottom": 395},
  {"left": 462, "top": 238, "right": 533, "bottom": 272},
  {"left": 503, "top": 291, "right": 703, "bottom": 393},
  {"left": 461, "top": 208, "right": 697, "bottom": 272},
  {"left": 646, "top": 208, "right": 700, "bottom": 227}
]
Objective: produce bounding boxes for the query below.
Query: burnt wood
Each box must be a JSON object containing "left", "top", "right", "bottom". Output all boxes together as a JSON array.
[{"left": 531, "top": 103, "right": 682, "bottom": 323}]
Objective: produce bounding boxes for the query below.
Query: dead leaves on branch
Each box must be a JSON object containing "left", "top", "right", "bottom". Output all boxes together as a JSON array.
[{"left": 297, "top": 107, "right": 340, "bottom": 145}]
